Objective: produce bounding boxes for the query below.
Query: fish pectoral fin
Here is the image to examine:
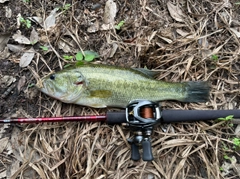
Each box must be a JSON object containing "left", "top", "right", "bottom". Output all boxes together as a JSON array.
[
  {"left": 58, "top": 91, "right": 82, "bottom": 103},
  {"left": 90, "top": 90, "right": 112, "bottom": 98}
]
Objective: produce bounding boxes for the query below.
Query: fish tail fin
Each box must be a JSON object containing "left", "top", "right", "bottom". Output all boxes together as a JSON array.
[{"left": 182, "top": 81, "right": 210, "bottom": 102}]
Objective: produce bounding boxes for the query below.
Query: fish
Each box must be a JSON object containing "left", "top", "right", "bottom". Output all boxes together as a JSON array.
[{"left": 35, "top": 63, "right": 210, "bottom": 108}]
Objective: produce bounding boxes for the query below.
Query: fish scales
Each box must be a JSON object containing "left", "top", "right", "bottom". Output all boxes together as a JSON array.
[{"left": 36, "top": 64, "right": 209, "bottom": 108}]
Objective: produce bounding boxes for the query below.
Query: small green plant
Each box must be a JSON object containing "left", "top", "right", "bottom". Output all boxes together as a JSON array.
[
  {"left": 40, "top": 46, "right": 48, "bottom": 51},
  {"left": 64, "top": 64, "right": 72, "bottom": 68},
  {"left": 232, "top": 138, "right": 240, "bottom": 149},
  {"left": 219, "top": 167, "right": 224, "bottom": 171},
  {"left": 75, "top": 50, "right": 99, "bottom": 62},
  {"left": 211, "top": 54, "right": 218, "bottom": 61},
  {"left": 222, "top": 142, "right": 229, "bottom": 150},
  {"left": 223, "top": 154, "right": 232, "bottom": 161},
  {"left": 63, "top": 55, "right": 73, "bottom": 60},
  {"left": 64, "top": 50, "right": 99, "bottom": 68},
  {"left": 228, "top": 123, "right": 234, "bottom": 127},
  {"left": 60, "top": 3, "right": 71, "bottom": 11},
  {"left": 20, "top": 17, "right": 31, "bottom": 29},
  {"left": 28, "top": 83, "right": 35, "bottom": 88},
  {"left": 115, "top": 20, "right": 125, "bottom": 30},
  {"left": 218, "top": 115, "right": 234, "bottom": 121},
  {"left": 23, "top": 0, "right": 30, "bottom": 3}
]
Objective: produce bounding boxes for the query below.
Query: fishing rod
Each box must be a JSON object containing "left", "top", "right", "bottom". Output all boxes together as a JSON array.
[{"left": 1, "top": 100, "right": 240, "bottom": 161}]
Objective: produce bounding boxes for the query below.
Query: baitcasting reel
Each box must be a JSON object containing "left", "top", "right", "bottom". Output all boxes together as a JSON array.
[{"left": 125, "top": 100, "right": 161, "bottom": 161}]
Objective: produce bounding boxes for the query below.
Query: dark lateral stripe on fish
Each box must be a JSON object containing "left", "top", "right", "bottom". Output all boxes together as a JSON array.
[{"left": 182, "top": 81, "right": 210, "bottom": 102}]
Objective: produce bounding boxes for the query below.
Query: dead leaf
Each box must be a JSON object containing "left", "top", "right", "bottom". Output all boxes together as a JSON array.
[
  {"left": 29, "top": 28, "right": 39, "bottom": 45},
  {"left": 221, "top": 156, "right": 238, "bottom": 176},
  {"left": 235, "top": 124, "right": 240, "bottom": 137},
  {"left": 0, "top": 0, "right": 9, "bottom": 3},
  {"left": 58, "top": 40, "right": 72, "bottom": 53},
  {"left": 44, "top": 8, "right": 58, "bottom": 30},
  {"left": 101, "top": 23, "right": 112, "bottom": 30},
  {"left": 0, "top": 137, "right": 9, "bottom": 153},
  {"left": 19, "top": 48, "right": 35, "bottom": 67},
  {"left": 0, "top": 124, "right": 11, "bottom": 139},
  {"left": 7, "top": 159, "right": 20, "bottom": 179},
  {"left": 176, "top": 29, "right": 190, "bottom": 37},
  {"left": 16, "top": 13, "right": 22, "bottom": 29},
  {"left": 184, "top": 55, "right": 194, "bottom": 80},
  {"left": 109, "top": 43, "right": 118, "bottom": 58},
  {"left": 167, "top": 2, "right": 185, "bottom": 22},
  {"left": 28, "top": 16, "right": 43, "bottom": 25},
  {"left": 206, "top": 37, "right": 230, "bottom": 58},
  {"left": 7, "top": 44, "right": 24, "bottom": 53},
  {"left": 210, "top": 44, "right": 224, "bottom": 56},
  {"left": 0, "top": 33, "right": 10, "bottom": 51},
  {"left": 0, "top": 171, "right": 6, "bottom": 178},
  {"left": 103, "top": 0, "right": 117, "bottom": 24},
  {"left": 17, "top": 76, "right": 26, "bottom": 92},
  {"left": 0, "top": 47, "right": 10, "bottom": 60},
  {"left": 158, "top": 36, "right": 173, "bottom": 43},
  {"left": 4, "top": 6, "right": 12, "bottom": 18},
  {"left": 230, "top": 28, "right": 240, "bottom": 38},
  {"left": 198, "top": 37, "right": 209, "bottom": 49},
  {"left": 87, "top": 20, "right": 99, "bottom": 33},
  {"left": 0, "top": 75, "right": 16, "bottom": 87},
  {"left": 13, "top": 31, "right": 31, "bottom": 45}
]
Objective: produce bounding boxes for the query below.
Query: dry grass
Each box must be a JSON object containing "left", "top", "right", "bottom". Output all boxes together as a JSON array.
[{"left": 1, "top": 0, "right": 240, "bottom": 178}]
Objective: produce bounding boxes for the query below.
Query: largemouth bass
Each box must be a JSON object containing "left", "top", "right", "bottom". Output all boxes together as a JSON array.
[{"left": 36, "top": 64, "right": 210, "bottom": 108}]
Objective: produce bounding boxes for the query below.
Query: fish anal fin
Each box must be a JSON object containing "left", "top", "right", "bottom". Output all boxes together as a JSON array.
[{"left": 89, "top": 103, "right": 107, "bottom": 108}]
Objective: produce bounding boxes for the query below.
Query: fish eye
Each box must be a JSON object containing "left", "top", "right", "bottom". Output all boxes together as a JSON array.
[{"left": 50, "top": 74, "right": 55, "bottom": 80}]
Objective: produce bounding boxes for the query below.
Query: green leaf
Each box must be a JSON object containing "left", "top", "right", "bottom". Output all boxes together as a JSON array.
[
  {"left": 232, "top": 138, "right": 240, "bottom": 147},
  {"left": 222, "top": 142, "right": 229, "bottom": 150},
  {"left": 40, "top": 46, "right": 48, "bottom": 51},
  {"left": 115, "top": 20, "right": 125, "bottom": 30},
  {"left": 83, "top": 50, "right": 99, "bottom": 62},
  {"left": 218, "top": 115, "right": 234, "bottom": 121},
  {"left": 63, "top": 3, "right": 71, "bottom": 10},
  {"left": 75, "top": 50, "right": 99, "bottom": 62},
  {"left": 28, "top": 83, "right": 35, "bottom": 88},
  {"left": 20, "top": 17, "right": 31, "bottom": 28},
  {"left": 76, "top": 51, "right": 84, "bottom": 61},
  {"left": 26, "top": 19, "right": 31, "bottom": 28},
  {"left": 20, "top": 17, "right": 25, "bottom": 23},
  {"left": 64, "top": 64, "right": 72, "bottom": 68},
  {"left": 224, "top": 155, "right": 230, "bottom": 160},
  {"left": 63, "top": 55, "right": 73, "bottom": 60},
  {"left": 211, "top": 54, "right": 218, "bottom": 61}
]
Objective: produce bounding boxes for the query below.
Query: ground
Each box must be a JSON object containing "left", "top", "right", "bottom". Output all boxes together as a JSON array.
[{"left": 0, "top": 0, "right": 240, "bottom": 178}]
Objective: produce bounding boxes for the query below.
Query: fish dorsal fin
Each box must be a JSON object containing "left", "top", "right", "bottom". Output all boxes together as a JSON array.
[{"left": 132, "top": 68, "right": 159, "bottom": 78}]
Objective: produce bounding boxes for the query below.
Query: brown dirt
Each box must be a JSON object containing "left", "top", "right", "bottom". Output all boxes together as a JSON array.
[{"left": 0, "top": 0, "right": 240, "bottom": 178}]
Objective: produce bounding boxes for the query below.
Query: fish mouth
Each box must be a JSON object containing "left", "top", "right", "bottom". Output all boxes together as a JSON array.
[
  {"left": 35, "top": 78, "right": 44, "bottom": 89},
  {"left": 35, "top": 78, "right": 53, "bottom": 95}
]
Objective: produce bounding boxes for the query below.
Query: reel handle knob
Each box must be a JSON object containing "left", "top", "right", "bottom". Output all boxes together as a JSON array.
[
  {"left": 130, "top": 142, "right": 141, "bottom": 161},
  {"left": 142, "top": 139, "right": 153, "bottom": 161}
]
